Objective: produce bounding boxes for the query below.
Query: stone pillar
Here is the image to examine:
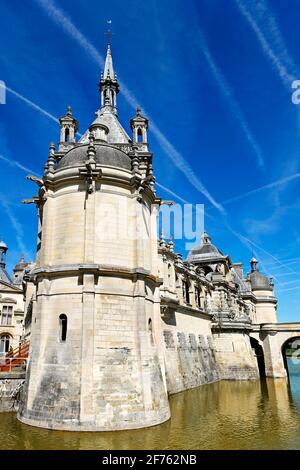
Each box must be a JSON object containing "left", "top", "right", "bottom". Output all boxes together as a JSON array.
[{"left": 261, "top": 332, "right": 287, "bottom": 378}]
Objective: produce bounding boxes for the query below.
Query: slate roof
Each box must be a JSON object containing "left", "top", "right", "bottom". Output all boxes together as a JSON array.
[{"left": 57, "top": 143, "right": 131, "bottom": 170}]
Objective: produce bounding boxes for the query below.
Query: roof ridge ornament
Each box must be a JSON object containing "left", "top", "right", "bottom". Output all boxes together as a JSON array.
[{"left": 201, "top": 231, "right": 211, "bottom": 244}]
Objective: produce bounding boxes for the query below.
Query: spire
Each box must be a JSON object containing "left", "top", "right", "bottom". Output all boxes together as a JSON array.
[
  {"left": 99, "top": 40, "right": 119, "bottom": 115},
  {"left": 103, "top": 44, "right": 115, "bottom": 80}
]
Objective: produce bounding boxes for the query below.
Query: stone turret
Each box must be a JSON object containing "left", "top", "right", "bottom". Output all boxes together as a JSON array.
[
  {"left": 19, "top": 39, "right": 170, "bottom": 431},
  {"left": 247, "top": 258, "right": 277, "bottom": 324},
  {"left": 0, "top": 240, "right": 7, "bottom": 270},
  {"left": 58, "top": 106, "right": 78, "bottom": 151},
  {"left": 130, "top": 107, "right": 149, "bottom": 144},
  {"left": 0, "top": 240, "right": 11, "bottom": 284},
  {"left": 13, "top": 254, "right": 28, "bottom": 286}
]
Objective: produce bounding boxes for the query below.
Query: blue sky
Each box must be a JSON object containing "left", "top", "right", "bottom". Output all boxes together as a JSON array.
[{"left": 1, "top": 0, "right": 300, "bottom": 321}]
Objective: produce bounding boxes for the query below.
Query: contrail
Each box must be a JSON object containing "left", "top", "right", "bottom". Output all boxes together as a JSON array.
[
  {"left": 7, "top": 0, "right": 298, "bottom": 289},
  {"left": 0, "top": 199, "right": 28, "bottom": 256},
  {"left": 6, "top": 86, "right": 59, "bottom": 123},
  {"left": 197, "top": 29, "right": 264, "bottom": 168},
  {"left": 219, "top": 172, "right": 300, "bottom": 206},
  {"left": 0, "top": 154, "right": 38, "bottom": 176},
  {"left": 278, "top": 284, "right": 300, "bottom": 293},
  {"left": 224, "top": 220, "right": 300, "bottom": 283},
  {"left": 155, "top": 182, "right": 289, "bottom": 286},
  {"left": 235, "top": 0, "right": 297, "bottom": 89},
  {"left": 35, "top": 0, "right": 225, "bottom": 214}
]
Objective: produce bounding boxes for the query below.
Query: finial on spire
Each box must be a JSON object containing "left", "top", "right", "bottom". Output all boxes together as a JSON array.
[
  {"left": 107, "top": 20, "right": 112, "bottom": 46},
  {"left": 250, "top": 257, "right": 259, "bottom": 272},
  {"left": 49, "top": 141, "right": 55, "bottom": 154},
  {"left": 201, "top": 231, "right": 211, "bottom": 244},
  {"left": 168, "top": 235, "right": 174, "bottom": 252}
]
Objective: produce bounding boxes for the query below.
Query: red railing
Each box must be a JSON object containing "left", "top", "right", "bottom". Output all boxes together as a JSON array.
[{"left": 0, "top": 340, "right": 30, "bottom": 372}]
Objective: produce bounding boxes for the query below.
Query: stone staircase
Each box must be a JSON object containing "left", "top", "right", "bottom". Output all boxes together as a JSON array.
[{"left": 0, "top": 341, "right": 30, "bottom": 373}]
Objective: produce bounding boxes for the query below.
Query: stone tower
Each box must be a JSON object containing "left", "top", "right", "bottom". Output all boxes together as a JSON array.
[{"left": 19, "top": 42, "right": 170, "bottom": 431}]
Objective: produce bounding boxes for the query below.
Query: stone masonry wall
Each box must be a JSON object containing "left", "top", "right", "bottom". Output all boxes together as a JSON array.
[
  {"left": 0, "top": 374, "right": 25, "bottom": 412},
  {"left": 213, "top": 331, "right": 259, "bottom": 380},
  {"left": 163, "top": 329, "right": 219, "bottom": 394}
]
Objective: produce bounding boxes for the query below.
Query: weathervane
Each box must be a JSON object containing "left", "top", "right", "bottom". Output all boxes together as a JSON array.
[{"left": 106, "top": 19, "right": 113, "bottom": 45}]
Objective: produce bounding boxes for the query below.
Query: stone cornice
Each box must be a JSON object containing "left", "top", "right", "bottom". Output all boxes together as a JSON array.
[
  {"left": 259, "top": 322, "right": 300, "bottom": 333},
  {"left": 160, "top": 297, "right": 213, "bottom": 320},
  {"left": 30, "top": 263, "right": 162, "bottom": 285},
  {"left": 253, "top": 296, "right": 277, "bottom": 304},
  {"left": 43, "top": 165, "right": 160, "bottom": 206}
]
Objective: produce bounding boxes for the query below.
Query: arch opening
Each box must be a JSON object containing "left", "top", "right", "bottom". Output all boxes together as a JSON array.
[
  {"left": 282, "top": 336, "right": 300, "bottom": 380},
  {"left": 250, "top": 337, "right": 266, "bottom": 378},
  {"left": 137, "top": 128, "right": 143, "bottom": 143},
  {"left": 63, "top": 127, "right": 70, "bottom": 143}
]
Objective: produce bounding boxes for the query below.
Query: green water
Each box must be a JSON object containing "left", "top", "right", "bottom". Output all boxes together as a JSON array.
[{"left": 1, "top": 359, "right": 300, "bottom": 450}]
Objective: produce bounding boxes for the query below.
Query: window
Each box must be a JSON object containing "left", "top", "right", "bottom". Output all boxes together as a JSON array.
[
  {"left": 59, "top": 314, "right": 67, "bottom": 342},
  {"left": 168, "top": 264, "right": 172, "bottom": 287},
  {"left": 0, "top": 335, "right": 10, "bottom": 354},
  {"left": 1, "top": 306, "right": 13, "bottom": 325},
  {"left": 148, "top": 318, "right": 154, "bottom": 345},
  {"left": 182, "top": 280, "right": 190, "bottom": 304},
  {"left": 137, "top": 128, "right": 143, "bottom": 143},
  {"left": 195, "top": 286, "right": 201, "bottom": 308},
  {"left": 65, "top": 127, "right": 70, "bottom": 143}
]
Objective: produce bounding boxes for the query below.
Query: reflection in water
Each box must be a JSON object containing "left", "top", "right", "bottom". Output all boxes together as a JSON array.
[
  {"left": 1, "top": 362, "right": 300, "bottom": 449},
  {"left": 287, "top": 358, "right": 300, "bottom": 410}
]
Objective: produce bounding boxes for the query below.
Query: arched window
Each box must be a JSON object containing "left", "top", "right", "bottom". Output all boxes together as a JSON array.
[
  {"left": 59, "top": 314, "right": 67, "bottom": 342},
  {"left": 65, "top": 127, "right": 70, "bottom": 143},
  {"left": 137, "top": 128, "right": 143, "bottom": 143},
  {"left": 0, "top": 334, "right": 10, "bottom": 355}
]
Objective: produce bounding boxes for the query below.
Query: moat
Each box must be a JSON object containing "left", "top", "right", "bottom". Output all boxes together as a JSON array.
[{"left": 0, "top": 359, "right": 300, "bottom": 450}]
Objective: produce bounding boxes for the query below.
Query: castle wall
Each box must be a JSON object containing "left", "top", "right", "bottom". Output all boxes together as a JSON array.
[
  {"left": 19, "top": 275, "right": 170, "bottom": 430},
  {"left": 254, "top": 301, "right": 278, "bottom": 324},
  {"left": 0, "top": 373, "right": 25, "bottom": 412},
  {"left": 161, "top": 311, "right": 219, "bottom": 394},
  {"left": 212, "top": 331, "right": 259, "bottom": 380}
]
